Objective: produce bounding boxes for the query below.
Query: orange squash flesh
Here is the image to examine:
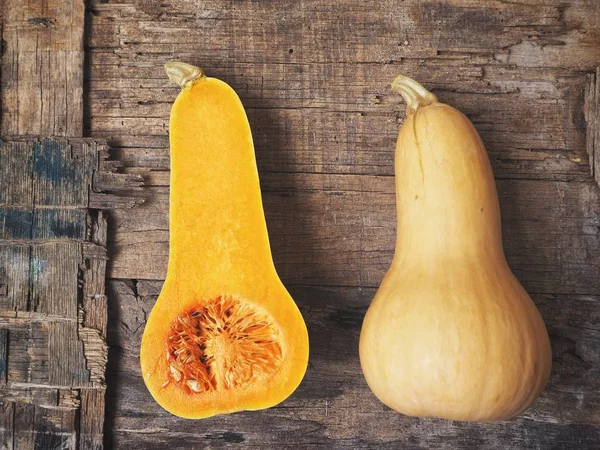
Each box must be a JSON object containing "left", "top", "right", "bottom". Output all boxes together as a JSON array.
[{"left": 140, "top": 62, "right": 309, "bottom": 419}]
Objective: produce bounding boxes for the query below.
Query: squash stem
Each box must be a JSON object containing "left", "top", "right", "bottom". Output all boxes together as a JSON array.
[
  {"left": 165, "top": 61, "right": 205, "bottom": 90},
  {"left": 391, "top": 75, "right": 438, "bottom": 116}
]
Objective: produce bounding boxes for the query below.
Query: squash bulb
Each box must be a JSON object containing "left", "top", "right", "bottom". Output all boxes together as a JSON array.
[{"left": 359, "top": 75, "right": 552, "bottom": 422}]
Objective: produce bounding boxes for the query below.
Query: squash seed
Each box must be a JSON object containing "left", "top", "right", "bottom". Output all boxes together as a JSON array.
[
  {"left": 169, "top": 364, "right": 182, "bottom": 382},
  {"left": 186, "top": 380, "right": 202, "bottom": 393},
  {"left": 164, "top": 295, "right": 283, "bottom": 394}
]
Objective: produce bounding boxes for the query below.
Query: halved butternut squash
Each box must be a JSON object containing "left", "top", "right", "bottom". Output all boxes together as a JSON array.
[{"left": 140, "top": 62, "right": 309, "bottom": 419}]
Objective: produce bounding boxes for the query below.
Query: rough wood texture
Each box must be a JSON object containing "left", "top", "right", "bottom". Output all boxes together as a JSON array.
[
  {"left": 1, "top": 0, "right": 85, "bottom": 137},
  {"left": 91, "top": 0, "right": 600, "bottom": 281},
  {"left": 88, "top": 0, "right": 598, "bottom": 448},
  {"left": 106, "top": 174, "right": 600, "bottom": 294},
  {"left": 106, "top": 281, "right": 600, "bottom": 449},
  {"left": 0, "top": 139, "right": 142, "bottom": 448},
  {"left": 586, "top": 68, "right": 600, "bottom": 187}
]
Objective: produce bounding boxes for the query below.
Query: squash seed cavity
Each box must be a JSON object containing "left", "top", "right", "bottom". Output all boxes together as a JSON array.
[{"left": 165, "top": 295, "right": 283, "bottom": 394}]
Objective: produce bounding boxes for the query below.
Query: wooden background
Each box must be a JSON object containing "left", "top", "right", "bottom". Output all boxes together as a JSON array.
[{"left": 3, "top": 0, "right": 600, "bottom": 448}]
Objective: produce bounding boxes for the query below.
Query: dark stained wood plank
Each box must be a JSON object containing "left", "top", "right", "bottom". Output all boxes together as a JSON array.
[
  {"left": 87, "top": 0, "right": 600, "bottom": 447},
  {"left": 31, "top": 406, "right": 77, "bottom": 450},
  {"left": 87, "top": 0, "right": 600, "bottom": 182},
  {"left": 13, "top": 403, "right": 35, "bottom": 450},
  {"left": 106, "top": 177, "right": 600, "bottom": 298},
  {"left": 0, "top": 329, "right": 7, "bottom": 385},
  {"left": 586, "top": 68, "right": 600, "bottom": 187},
  {"left": 32, "top": 140, "right": 98, "bottom": 207},
  {"left": 0, "top": 402, "right": 14, "bottom": 449},
  {"left": 104, "top": 280, "right": 600, "bottom": 449},
  {"left": 79, "top": 389, "right": 105, "bottom": 450},
  {"left": 0, "top": 136, "right": 144, "bottom": 446},
  {"left": 1, "top": 0, "right": 85, "bottom": 137}
]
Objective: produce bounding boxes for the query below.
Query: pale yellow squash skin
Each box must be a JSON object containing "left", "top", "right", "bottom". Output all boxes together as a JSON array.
[{"left": 359, "top": 76, "right": 552, "bottom": 422}]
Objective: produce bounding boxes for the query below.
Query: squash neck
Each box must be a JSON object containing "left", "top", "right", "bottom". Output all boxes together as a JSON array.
[
  {"left": 393, "top": 171, "right": 506, "bottom": 264},
  {"left": 165, "top": 75, "right": 276, "bottom": 286}
]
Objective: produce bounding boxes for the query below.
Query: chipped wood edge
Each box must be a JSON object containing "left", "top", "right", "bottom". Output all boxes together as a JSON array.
[
  {"left": 0, "top": 387, "right": 80, "bottom": 410},
  {"left": 78, "top": 307, "right": 108, "bottom": 386}
]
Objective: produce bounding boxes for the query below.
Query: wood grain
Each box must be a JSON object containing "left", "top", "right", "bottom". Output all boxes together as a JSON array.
[
  {"left": 1, "top": 0, "right": 85, "bottom": 137},
  {"left": 88, "top": 0, "right": 600, "bottom": 448},
  {"left": 107, "top": 176, "right": 600, "bottom": 297},
  {"left": 88, "top": 0, "right": 598, "bottom": 181},
  {"left": 586, "top": 68, "right": 600, "bottom": 187},
  {"left": 0, "top": 4, "right": 99, "bottom": 439},
  {"left": 0, "top": 136, "right": 144, "bottom": 450},
  {"left": 105, "top": 280, "right": 600, "bottom": 449},
  {"left": 57, "top": 0, "right": 600, "bottom": 447}
]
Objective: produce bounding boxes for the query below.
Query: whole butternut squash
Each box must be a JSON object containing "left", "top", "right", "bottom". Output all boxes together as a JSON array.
[
  {"left": 359, "top": 75, "right": 552, "bottom": 422},
  {"left": 140, "top": 62, "right": 309, "bottom": 419}
]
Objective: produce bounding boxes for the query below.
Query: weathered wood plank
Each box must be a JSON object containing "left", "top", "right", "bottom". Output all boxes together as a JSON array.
[
  {"left": 105, "top": 280, "right": 600, "bottom": 449},
  {"left": 89, "top": 0, "right": 600, "bottom": 69},
  {"left": 0, "top": 255, "right": 109, "bottom": 388},
  {"left": 0, "top": 329, "right": 7, "bottom": 385},
  {"left": 0, "top": 0, "right": 127, "bottom": 443},
  {"left": 0, "top": 136, "right": 142, "bottom": 446},
  {"left": 87, "top": 0, "right": 599, "bottom": 183},
  {"left": 0, "top": 208, "right": 88, "bottom": 241},
  {"left": 0, "top": 139, "right": 137, "bottom": 205},
  {"left": 48, "top": 321, "right": 90, "bottom": 387},
  {"left": 82, "top": 212, "right": 109, "bottom": 338},
  {"left": 79, "top": 389, "right": 105, "bottom": 450},
  {"left": 1, "top": 0, "right": 85, "bottom": 136},
  {"left": 88, "top": 60, "right": 591, "bottom": 181},
  {"left": 0, "top": 388, "right": 78, "bottom": 410},
  {"left": 107, "top": 177, "right": 600, "bottom": 297},
  {"left": 0, "top": 402, "right": 14, "bottom": 449},
  {"left": 0, "top": 141, "right": 34, "bottom": 206},
  {"left": 5, "top": 322, "right": 52, "bottom": 386},
  {"left": 586, "top": 68, "right": 600, "bottom": 187},
  {"left": 0, "top": 246, "right": 30, "bottom": 311},
  {"left": 13, "top": 403, "right": 35, "bottom": 450},
  {"left": 32, "top": 140, "right": 98, "bottom": 207},
  {"left": 31, "top": 406, "right": 77, "bottom": 450},
  {"left": 77, "top": 322, "right": 107, "bottom": 387},
  {"left": 89, "top": 0, "right": 600, "bottom": 447},
  {"left": 31, "top": 243, "right": 81, "bottom": 318}
]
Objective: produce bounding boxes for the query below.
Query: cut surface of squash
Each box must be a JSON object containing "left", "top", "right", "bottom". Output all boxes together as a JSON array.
[
  {"left": 140, "top": 62, "right": 308, "bottom": 419},
  {"left": 165, "top": 295, "right": 284, "bottom": 393}
]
